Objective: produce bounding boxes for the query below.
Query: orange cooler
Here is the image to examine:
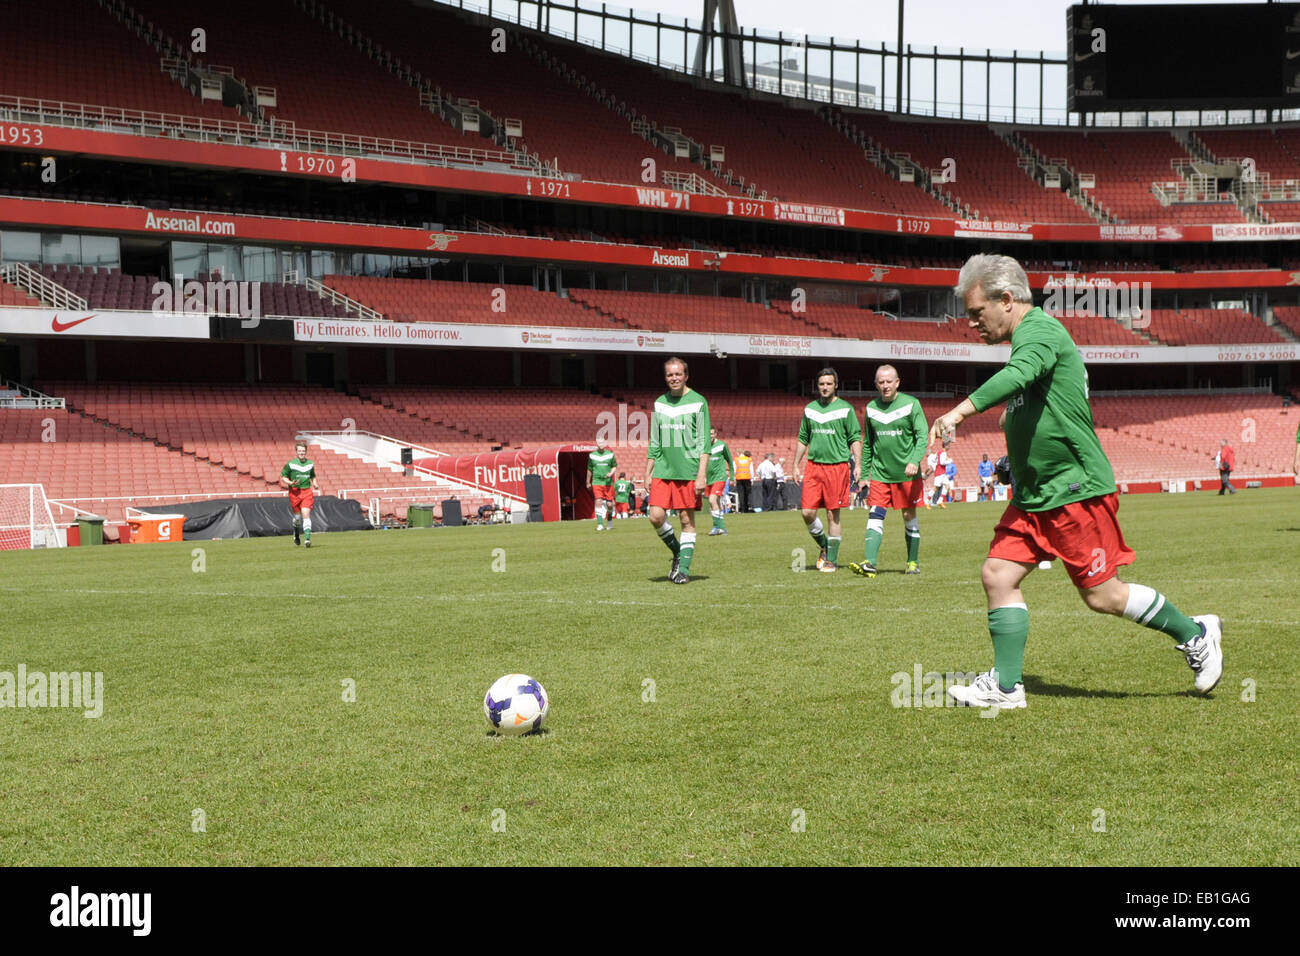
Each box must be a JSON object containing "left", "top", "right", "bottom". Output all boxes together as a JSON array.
[{"left": 127, "top": 514, "right": 186, "bottom": 543}]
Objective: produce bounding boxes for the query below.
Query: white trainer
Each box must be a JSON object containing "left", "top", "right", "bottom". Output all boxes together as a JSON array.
[
  {"left": 947, "top": 670, "right": 1027, "bottom": 709},
  {"left": 1181, "top": 615, "right": 1224, "bottom": 694}
]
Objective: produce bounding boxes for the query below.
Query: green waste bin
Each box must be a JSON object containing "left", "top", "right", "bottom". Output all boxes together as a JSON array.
[
  {"left": 407, "top": 504, "right": 434, "bottom": 528},
  {"left": 77, "top": 515, "right": 105, "bottom": 546}
]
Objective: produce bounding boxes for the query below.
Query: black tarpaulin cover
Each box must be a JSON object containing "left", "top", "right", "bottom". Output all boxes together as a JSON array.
[{"left": 140, "top": 496, "right": 371, "bottom": 539}]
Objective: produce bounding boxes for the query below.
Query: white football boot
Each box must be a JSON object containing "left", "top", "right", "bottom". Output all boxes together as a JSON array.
[
  {"left": 947, "top": 670, "right": 1027, "bottom": 709},
  {"left": 1181, "top": 615, "right": 1224, "bottom": 694}
]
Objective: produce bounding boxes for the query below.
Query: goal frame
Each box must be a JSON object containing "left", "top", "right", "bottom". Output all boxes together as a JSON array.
[{"left": 0, "top": 483, "right": 64, "bottom": 550}]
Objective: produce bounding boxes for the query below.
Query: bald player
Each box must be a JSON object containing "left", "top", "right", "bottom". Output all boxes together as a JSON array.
[{"left": 850, "top": 365, "right": 929, "bottom": 577}]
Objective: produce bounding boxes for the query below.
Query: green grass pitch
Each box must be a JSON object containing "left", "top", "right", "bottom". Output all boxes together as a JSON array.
[{"left": 1, "top": 488, "right": 1297, "bottom": 866}]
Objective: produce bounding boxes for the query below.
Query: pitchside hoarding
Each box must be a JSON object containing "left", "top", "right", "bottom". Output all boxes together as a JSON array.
[
  {"left": 0, "top": 308, "right": 210, "bottom": 339},
  {"left": 290, "top": 316, "right": 1300, "bottom": 364}
]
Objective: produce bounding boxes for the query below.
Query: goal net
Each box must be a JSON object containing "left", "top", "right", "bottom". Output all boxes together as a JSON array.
[{"left": 0, "top": 483, "right": 63, "bottom": 550}]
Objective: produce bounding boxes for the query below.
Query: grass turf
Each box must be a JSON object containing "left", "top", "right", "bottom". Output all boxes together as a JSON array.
[{"left": 1, "top": 488, "right": 1296, "bottom": 865}]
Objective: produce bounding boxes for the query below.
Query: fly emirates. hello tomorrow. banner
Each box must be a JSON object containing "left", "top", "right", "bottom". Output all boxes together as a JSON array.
[{"left": 290, "top": 317, "right": 1300, "bottom": 365}]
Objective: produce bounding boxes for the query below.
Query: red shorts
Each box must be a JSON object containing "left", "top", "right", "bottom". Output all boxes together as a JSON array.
[
  {"left": 800, "top": 461, "right": 852, "bottom": 510},
  {"left": 866, "top": 478, "right": 924, "bottom": 510},
  {"left": 592, "top": 483, "right": 615, "bottom": 501},
  {"left": 289, "top": 488, "right": 315, "bottom": 512},
  {"left": 615, "top": 501, "right": 630, "bottom": 514},
  {"left": 988, "top": 493, "right": 1136, "bottom": 588},
  {"left": 649, "top": 478, "right": 700, "bottom": 511},
  {"left": 707, "top": 480, "right": 728, "bottom": 497}
]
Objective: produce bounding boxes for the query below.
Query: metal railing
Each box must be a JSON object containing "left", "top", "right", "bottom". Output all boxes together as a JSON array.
[
  {"left": 302, "top": 276, "right": 383, "bottom": 321},
  {"left": 0, "top": 262, "right": 87, "bottom": 310},
  {"left": 306, "top": 429, "right": 526, "bottom": 503},
  {"left": 0, "top": 94, "right": 553, "bottom": 174},
  {"left": 662, "top": 170, "right": 727, "bottom": 196},
  {"left": 0, "top": 379, "right": 66, "bottom": 409}
]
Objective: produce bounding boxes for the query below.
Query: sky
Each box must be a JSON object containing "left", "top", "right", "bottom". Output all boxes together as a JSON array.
[{"left": 624, "top": 0, "right": 1272, "bottom": 57}]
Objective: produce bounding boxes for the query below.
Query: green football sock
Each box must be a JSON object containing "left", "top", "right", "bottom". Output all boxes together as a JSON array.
[
  {"left": 678, "top": 532, "right": 697, "bottom": 574},
  {"left": 656, "top": 524, "right": 679, "bottom": 555},
  {"left": 863, "top": 513, "right": 883, "bottom": 563},
  {"left": 827, "top": 536, "right": 841, "bottom": 563},
  {"left": 904, "top": 517, "right": 920, "bottom": 563},
  {"left": 714, "top": 510, "right": 726, "bottom": 530},
  {"left": 1123, "top": 583, "right": 1201, "bottom": 644},
  {"left": 989, "top": 604, "right": 1029, "bottom": 689},
  {"left": 807, "top": 518, "right": 827, "bottom": 551}
]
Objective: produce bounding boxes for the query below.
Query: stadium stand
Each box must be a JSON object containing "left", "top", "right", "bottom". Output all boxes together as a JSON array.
[
  {"left": 0, "top": 406, "right": 267, "bottom": 520},
  {"left": 1259, "top": 202, "right": 1300, "bottom": 223},
  {"left": 1018, "top": 130, "right": 1247, "bottom": 224},
  {"left": 35, "top": 382, "right": 502, "bottom": 520},
  {"left": 1194, "top": 128, "right": 1300, "bottom": 181},
  {"left": 322, "top": 277, "right": 617, "bottom": 327},
  {"left": 767, "top": 301, "right": 978, "bottom": 342},
  {"left": 1142, "top": 309, "right": 1286, "bottom": 346},
  {"left": 124, "top": 0, "right": 475, "bottom": 149},
  {"left": 357, "top": 384, "right": 618, "bottom": 451},
  {"left": 458, "top": 15, "right": 952, "bottom": 212},
  {"left": 313, "top": 0, "right": 730, "bottom": 190},
  {"left": 3, "top": 0, "right": 249, "bottom": 123},
  {"left": 11, "top": 266, "right": 353, "bottom": 318},
  {"left": 861, "top": 118, "right": 1094, "bottom": 223},
  {"left": 1270, "top": 306, "right": 1300, "bottom": 339},
  {"left": 0, "top": 279, "right": 41, "bottom": 307},
  {"left": 567, "top": 289, "right": 827, "bottom": 336}
]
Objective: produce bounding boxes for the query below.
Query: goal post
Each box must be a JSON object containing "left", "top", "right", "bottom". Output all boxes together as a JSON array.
[{"left": 0, "top": 483, "right": 64, "bottom": 550}]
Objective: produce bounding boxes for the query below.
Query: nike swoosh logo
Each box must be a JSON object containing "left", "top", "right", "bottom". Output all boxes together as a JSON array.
[
  {"left": 1288, "top": 50, "right": 1300, "bottom": 59},
  {"left": 1074, "top": 51, "right": 1096, "bottom": 62},
  {"left": 50, "top": 315, "right": 96, "bottom": 332}
]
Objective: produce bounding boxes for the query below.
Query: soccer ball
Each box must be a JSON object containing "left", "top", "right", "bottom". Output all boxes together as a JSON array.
[{"left": 483, "top": 674, "right": 549, "bottom": 736}]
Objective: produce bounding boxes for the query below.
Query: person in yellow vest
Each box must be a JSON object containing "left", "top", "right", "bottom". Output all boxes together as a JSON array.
[{"left": 734, "top": 449, "right": 753, "bottom": 513}]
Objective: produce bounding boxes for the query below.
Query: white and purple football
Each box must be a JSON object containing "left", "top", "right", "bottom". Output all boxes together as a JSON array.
[{"left": 483, "top": 674, "right": 549, "bottom": 736}]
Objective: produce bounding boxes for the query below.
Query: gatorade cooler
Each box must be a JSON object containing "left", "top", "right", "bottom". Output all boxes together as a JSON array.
[{"left": 126, "top": 514, "right": 186, "bottom": 543}]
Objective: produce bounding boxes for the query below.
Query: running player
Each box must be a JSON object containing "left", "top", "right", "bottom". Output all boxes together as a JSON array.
[
  {"left": 793, "top": 367, "right": 862, "bottom": 572},
  {"left": 646, "top": 357, "right": 710, "bottom": 584},
  {"left": 587, "top": 437, "right": 618, "bottom": 531},
  {"left": 933, "top": 253, "right": 1222, "bottom": 709},
  {"left": 849, "top": 365, "right": 928, "bottom": 577},
  {"left": 705, "top": 427, "right": 734, "bottom": 536},
  {"left": 280, "top": 440, "right": 320, "bottom": 547}
]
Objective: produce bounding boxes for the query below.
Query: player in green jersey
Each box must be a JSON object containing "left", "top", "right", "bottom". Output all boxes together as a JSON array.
[
  {"left": 587, "top": 437, "right": 618, "bottom": 531},
  {"left": 280, "top": 440, "right": 320, "bottom": 547},
  {"left": 646, "top": 357, "right": 710, "bottom": 584},
  {"left": 931, "top": 254, "right": 1222, "bottom": 709},
  {"left": 848, "top": 365, "right": 929, "bottom": 578},
  {"left": 705, "top": 427, "right": 734, "bottom": 536},
  {"left": 613, "top": 473, "right": 635, "bottom": 520},
  {"left": 793, "top": 368, "right": 862, "bottom": 572}
]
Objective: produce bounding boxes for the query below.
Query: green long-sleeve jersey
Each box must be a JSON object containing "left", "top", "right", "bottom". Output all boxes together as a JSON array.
[{"left": 968, "top": 307, "right": 1115, "bottom": 512}]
